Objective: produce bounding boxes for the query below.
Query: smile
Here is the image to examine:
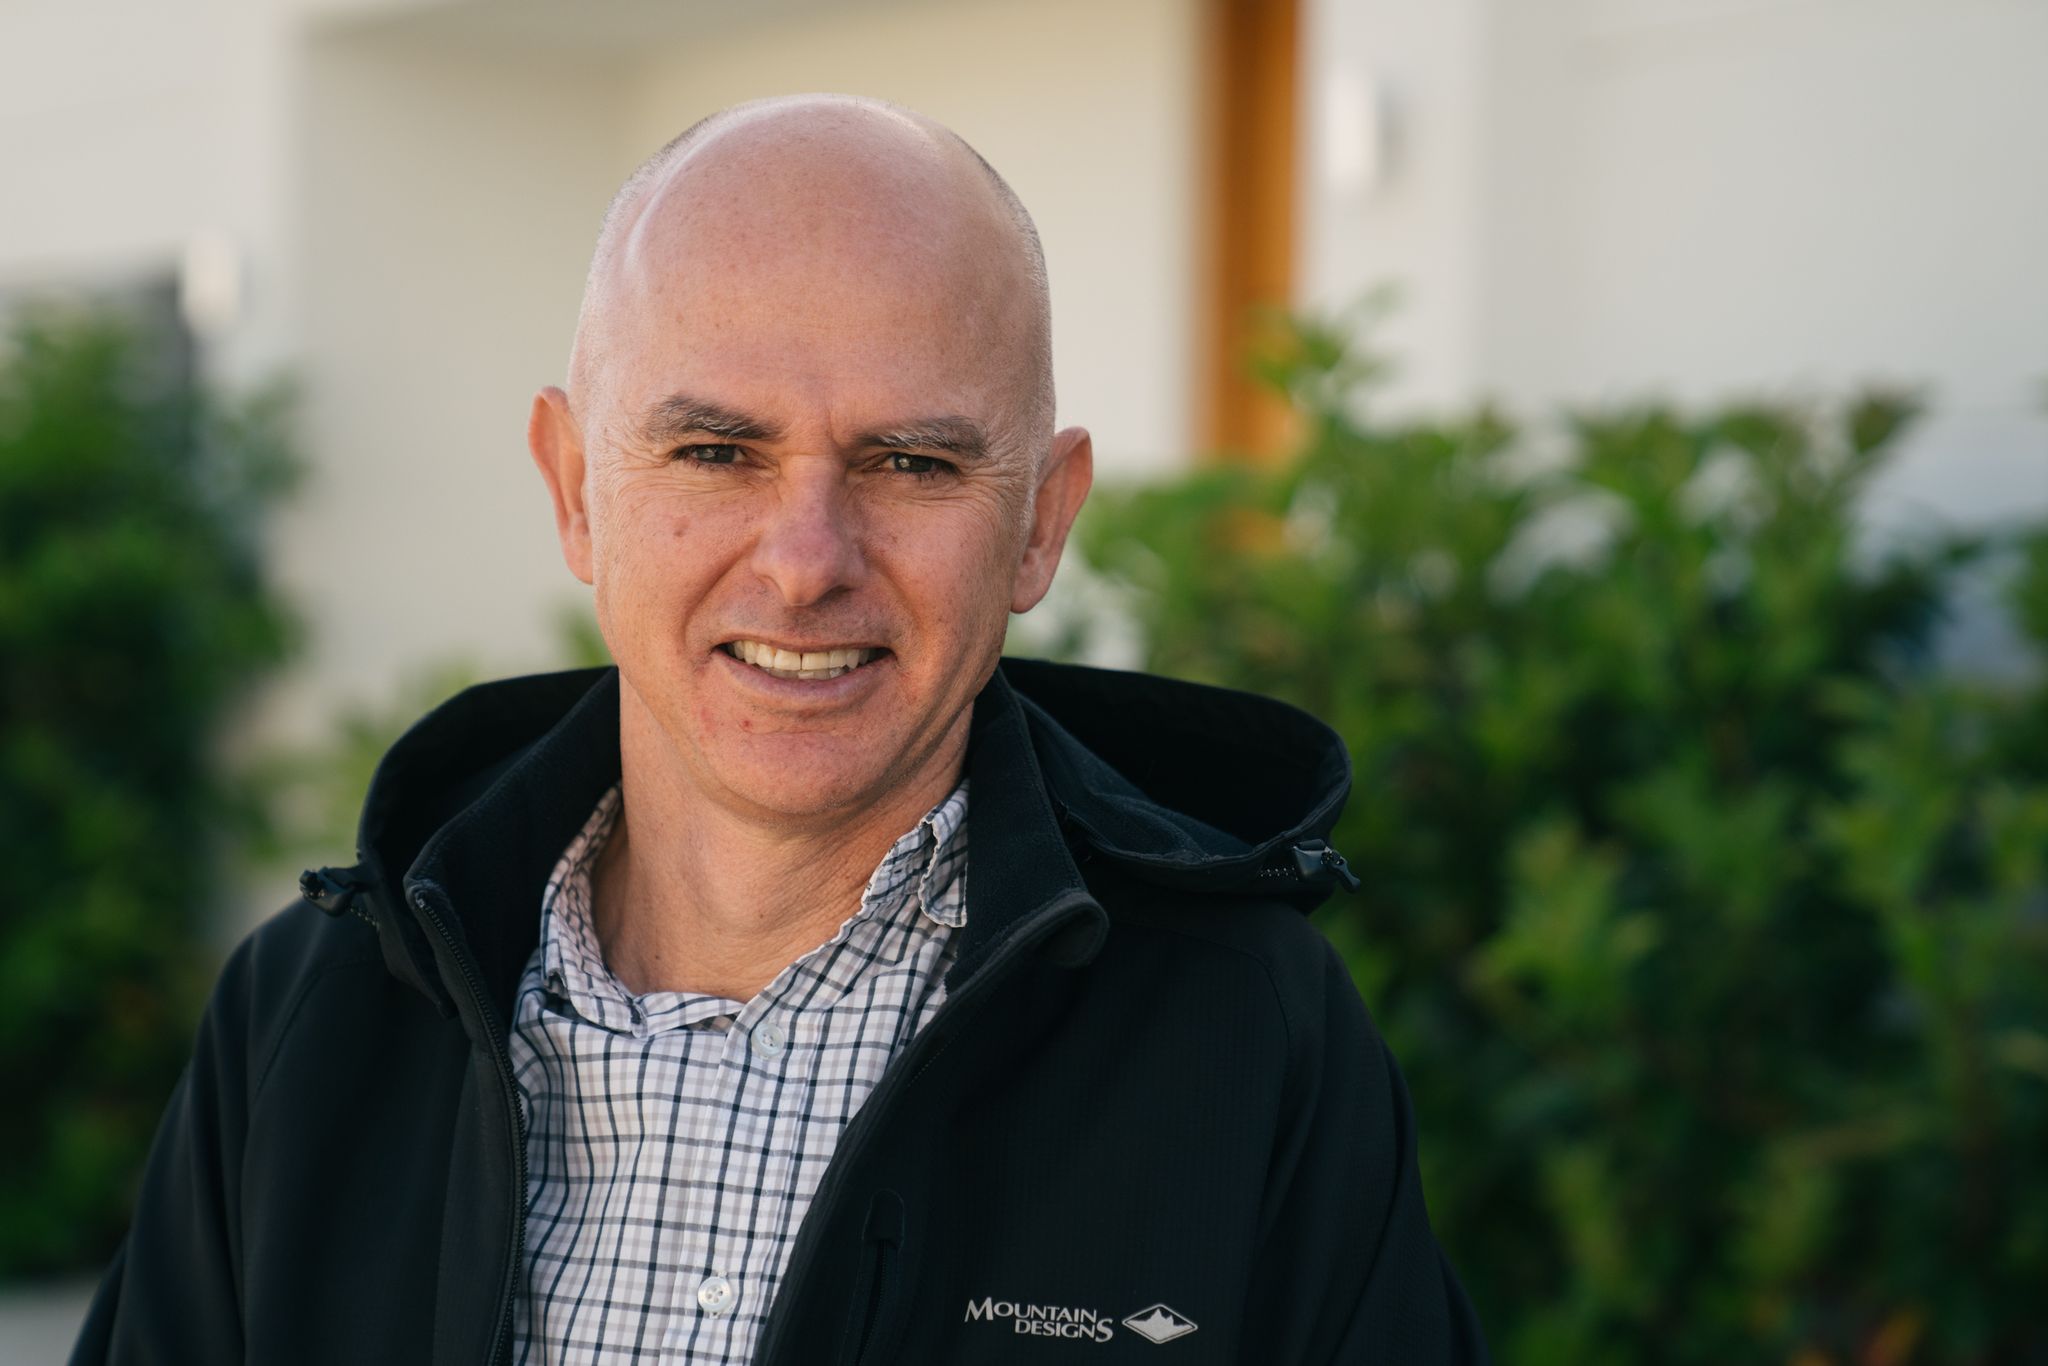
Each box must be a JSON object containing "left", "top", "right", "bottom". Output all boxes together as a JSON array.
[{"left": 721, "top": 639, "right": 886, "bottom": 681}]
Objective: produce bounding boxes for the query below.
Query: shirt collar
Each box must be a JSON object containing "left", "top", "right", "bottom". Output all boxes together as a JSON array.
[
  {"left": 860, "top": 778, "right": 969, "bottom": 930},
  {"left": 536, "top": 785, "right": 642, "bottom": 1033}
]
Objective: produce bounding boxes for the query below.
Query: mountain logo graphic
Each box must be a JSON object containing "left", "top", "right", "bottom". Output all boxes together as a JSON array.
[{"left": 1120, "top": 1304, "right": 1198, "bottom": 1344}]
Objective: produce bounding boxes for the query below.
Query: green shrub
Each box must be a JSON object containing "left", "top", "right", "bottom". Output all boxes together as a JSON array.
[
  {"left": 1074, "top": 316, "right": 2048, "bottom": 1364},
  {"left": 0, "top": 304, "right": 297, "bottom": 1277}
]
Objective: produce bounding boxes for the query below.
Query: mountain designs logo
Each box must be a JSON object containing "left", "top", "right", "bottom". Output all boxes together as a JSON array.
[
  {"left": 1121, "top": 1304, "right": 1199, "bottom": 1344},
  {"left": 962, "top": 1295, "right": 1199, "bottom": 1346}
]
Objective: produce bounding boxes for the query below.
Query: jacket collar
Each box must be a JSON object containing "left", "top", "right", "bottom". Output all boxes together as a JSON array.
[
  {"left": 947, "top": 666, "right": 1106, "bottom": 986},
  {"left": 353, "top": 664, "right": 1103, "bottom": 1032},
  {"left": 350, "top": 667, "right": 620, "bottom": 1024}
]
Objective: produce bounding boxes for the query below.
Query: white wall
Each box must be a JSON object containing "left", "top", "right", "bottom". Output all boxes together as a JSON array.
[
  {"left": 267, "top": 24, "right": 635, "bottom": 729},
  {"left": 1302, "top": 0, "right": 2048, "bottom": 531},
  {"left": 1299, "top": 0, "right": 1490, "bottom": 411},
  {"left": 0, "top": 0, "right": 303, "bottom": 382},
  {"left": 1479, "top": 0, "right": 2048, "bottom": 531},
  {"left": 0, "top": 1, "right": 230, "bottom": 276}
]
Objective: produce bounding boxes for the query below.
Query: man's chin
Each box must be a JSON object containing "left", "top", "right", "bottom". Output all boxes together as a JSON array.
[
  {"left": 695, "top": 706, "right": 974, "bottom": 831},
  {"left": 706, "top": 748, "right": 916, "bottom": 826}
]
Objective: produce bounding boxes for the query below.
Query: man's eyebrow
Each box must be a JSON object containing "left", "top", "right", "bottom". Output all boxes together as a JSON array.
[
  {"left": 856, "top": 416, "right": 991, "bottom": 462},
  {"left": 634, "top": 396, "right": 990, "bottom": 462},
  {"left": 636, "top": 395, "right": 785, "bottom": 445}
]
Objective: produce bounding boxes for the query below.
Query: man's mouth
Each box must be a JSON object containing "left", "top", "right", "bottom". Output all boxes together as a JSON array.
[{"left": 721, "top": 639, "right": 887, "bottom": 681}]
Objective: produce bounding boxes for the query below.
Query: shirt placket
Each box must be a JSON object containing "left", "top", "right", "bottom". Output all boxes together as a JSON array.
[{"left": 660, "top": 991, "right": 804, "bottom": 1364}]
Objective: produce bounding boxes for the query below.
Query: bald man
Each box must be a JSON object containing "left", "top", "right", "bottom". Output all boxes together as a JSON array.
[{"left": 73, "top": 96, "right": 1487, "bottom": 1365}]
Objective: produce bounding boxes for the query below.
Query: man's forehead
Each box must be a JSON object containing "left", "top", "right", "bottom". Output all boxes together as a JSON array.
[
  {"left": 570, "top": 95, "right": 1053, "bottom": 448},
  {"left": 638, "top": 190, "right": 996, "bottom": 311},
  {"left": 613, "top": 103, "right": 995, "bottom": 274},
  {"left": 599, "top": 179, "right": 1018, "bottom": 420}
]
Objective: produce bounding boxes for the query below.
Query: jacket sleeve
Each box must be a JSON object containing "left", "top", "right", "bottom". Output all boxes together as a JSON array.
[
  {"left": 1244, "top": 935, "right": 1491, "bottom": 1364},
  {"left": 70, "top": 933, "right": 256, "bottom": 1366}
]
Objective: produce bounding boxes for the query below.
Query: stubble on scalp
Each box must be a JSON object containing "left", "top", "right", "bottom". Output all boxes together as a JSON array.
[{"left": 566, "top": 94, "right": 1056, "bottom": 473}]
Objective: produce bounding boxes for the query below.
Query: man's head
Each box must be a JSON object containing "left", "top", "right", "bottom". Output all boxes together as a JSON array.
[{"left": 529, "top": 93, "right": 1093, "bottom": 829}]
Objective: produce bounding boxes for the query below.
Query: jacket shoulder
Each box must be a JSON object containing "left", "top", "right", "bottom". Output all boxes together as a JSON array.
[
  {"left": 1091, "top": 872, "right": 1371, "bottom": 1053},
  {"left": 202, "top": 891, "right": 391, "bottom": 1094}
]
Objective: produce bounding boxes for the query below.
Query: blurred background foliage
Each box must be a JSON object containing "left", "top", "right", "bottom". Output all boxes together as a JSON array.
[
  {"left": 8, "top": 299, "right": 2046, "bottom": 1364},
  {"left": 247, "top": 601, "right": 611, "bottom": 873},
  {"left": 0, "top": 306, "right": 297, "bottom": 1276},
  {"left": 1068, "top": 311, "right": 2048, "bottom": 1364}
]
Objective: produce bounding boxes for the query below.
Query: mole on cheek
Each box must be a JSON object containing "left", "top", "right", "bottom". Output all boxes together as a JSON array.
[{"left": 739, "top": 717, "right": 752, "bottom": 732}]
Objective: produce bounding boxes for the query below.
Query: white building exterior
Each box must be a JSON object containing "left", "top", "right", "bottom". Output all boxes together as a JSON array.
[{"left": 3, "top": 0, "right": 2044, "bottom": 730}]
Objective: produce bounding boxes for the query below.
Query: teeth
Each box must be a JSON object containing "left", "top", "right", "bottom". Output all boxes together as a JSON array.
[{"left": 726, "top": 641, "right": 879, "bottom": 681}]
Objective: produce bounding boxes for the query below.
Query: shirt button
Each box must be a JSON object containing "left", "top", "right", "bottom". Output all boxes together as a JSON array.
[
  {"left": 750, "top": 1019, "right": 788, "bottom": 1058},
  {"left": 697, "top": 1274, "right": 736, "bottom": 1316}
]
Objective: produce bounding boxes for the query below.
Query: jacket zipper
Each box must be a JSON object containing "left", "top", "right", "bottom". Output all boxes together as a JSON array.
[
  {"left": 1051, "top": 800, "right": 1361, "bottom": 896},
  {"left": 754, "top": 889, "right": 1102, "bottom": 1364},
  {"left": 408, "top": 880, "right": 526, "bottom": 1366},
  {"left": 1258, "top": 838, "right": 1362, "bottom": 892}
]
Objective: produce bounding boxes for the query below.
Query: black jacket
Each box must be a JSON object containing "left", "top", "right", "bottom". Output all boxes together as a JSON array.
[{"left": 72, "top": 659, "right": 1489, "bottom": 1364}]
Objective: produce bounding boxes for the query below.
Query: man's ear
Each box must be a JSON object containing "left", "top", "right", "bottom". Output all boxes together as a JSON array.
[
  {"left": 528, "top": 385, "right": 595, "bottom": 585},
  {"left": 1011, "top": 425, "right": 1094, "bottom": 614}
]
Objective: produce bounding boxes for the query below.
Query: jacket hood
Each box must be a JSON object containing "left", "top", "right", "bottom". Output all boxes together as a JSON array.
[
  {"left": 995, "top": 658, "right": 1356, "bottom": 902},
  {"left": 302, "top": 659, "right": 1357, "bottom": 1015}
]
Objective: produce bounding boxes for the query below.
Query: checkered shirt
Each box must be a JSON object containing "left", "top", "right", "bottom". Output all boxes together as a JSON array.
[{"left": 506, "top": 778, "right": 969, "bottom": 1365}]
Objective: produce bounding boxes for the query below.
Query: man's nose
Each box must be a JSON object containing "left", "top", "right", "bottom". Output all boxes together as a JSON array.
[{"left": 748, "top": 467, "right": 865, "bottom": 608}]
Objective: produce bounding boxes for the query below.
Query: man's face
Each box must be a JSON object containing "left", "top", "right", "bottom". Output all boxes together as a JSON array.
[{"left": 533, "top": 133, "right": 1089, "bottom": 827}]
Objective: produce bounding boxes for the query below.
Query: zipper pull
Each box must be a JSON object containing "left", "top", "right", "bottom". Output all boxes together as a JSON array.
[
  {"left": 1291, "top": 840, "right": 1362, "bottom": 893},
  {"left": 300, "top": 866, "right": 365, "bottom": 916}
]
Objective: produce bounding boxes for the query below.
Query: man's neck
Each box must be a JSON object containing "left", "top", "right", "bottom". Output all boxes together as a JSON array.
[{"left": 589, "top": 702, "right": 969, "bottom": 1003}]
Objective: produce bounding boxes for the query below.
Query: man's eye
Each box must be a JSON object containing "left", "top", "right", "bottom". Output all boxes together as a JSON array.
[
  {"left": 676, "top": 443, "right": 742, "bottom": 465},
  {"left": 886, "top": 452, "right": 950, "bottom": 477}
]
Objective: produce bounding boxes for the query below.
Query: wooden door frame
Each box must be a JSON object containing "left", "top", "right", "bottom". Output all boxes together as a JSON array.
[{"left": 1198, "top": 0, "right": 1300, "bottom": 463}]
